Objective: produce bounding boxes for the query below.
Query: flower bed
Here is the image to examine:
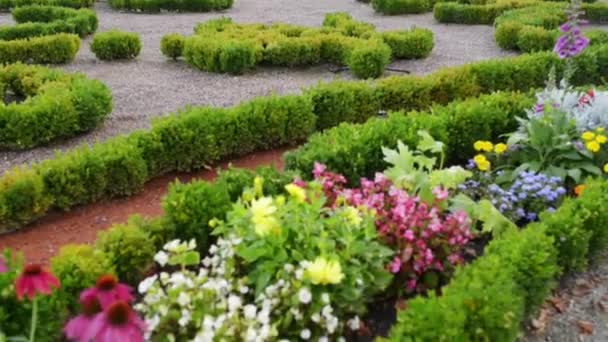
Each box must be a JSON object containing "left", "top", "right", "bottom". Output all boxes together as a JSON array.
[
  {"left": 164, "top": 13, "right": 434, "bottom": 79},
  {"left": 108, "top": 0, "right": 232, "bottom": 13},
  {"left": 0, "top": 42, "right": 606, "bottom": 233},
  {"left": 0, "top": 5, "right": 98, "bottom": 64},
  {"left": 0, "top": 63, "right": 112, "bottom": 149}
]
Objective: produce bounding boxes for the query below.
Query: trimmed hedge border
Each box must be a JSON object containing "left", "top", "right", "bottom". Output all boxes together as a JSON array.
[
  {"left": 0, "top": 63, "right": 112, "bottom": 149},
  {"left": 495, "top": 2, "right": 608, "bottom": 52},
  {"left": 0, "top": 0, "right": 93, "bottom": 10},
  {"left": 169, "top": 13, "right": 434, "bottom": 79},
  {"left": 0, "top": 44, "right": 606, "bottom": 233},
  {"left": 108, "top": 0, "right": 232, "bottom": 13},
  {"left": 0, "top": 5, "right": 98, "bottom": 64},
  {"left": 371, "top": 0, "right": 436, "bottom": 15}
]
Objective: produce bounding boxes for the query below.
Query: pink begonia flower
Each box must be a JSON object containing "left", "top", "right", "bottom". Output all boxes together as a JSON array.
[
  {"left": 389, "top": 257, "right": 402, "bottom": 273},
  {"left": 81, "top": 274, "right": 134, "bottom": 309},
  {"left": 80, "top": 301, "right": 146, "bottom": 342},
  {"left": 64, "top": 292, "right": 102, "bottom": 341},
  {"left": 15, "top": 264, "right": 60, "bottom": 300},
  {"left": 432, "top": 186, "right": 449, "bottom": 201}
]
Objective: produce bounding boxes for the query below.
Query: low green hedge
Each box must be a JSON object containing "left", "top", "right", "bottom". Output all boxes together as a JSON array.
[
  {"left": 90, "top": 30, "right": 142, "bottom": 60},
  {"left": 372, "top": 0, "right": 435, "bottom": 15},
  {"left": 4, "top": 6, "right": 98, "bottom": 39},
  {"left": 108, "top": 0, "right": 232, "bottom": 12},
  {"left": 433, "top": 0, "right": 538, "bottom": 24},
  {"left": 0, "top": 33, "right": 79, "bottom": 64},
  {"left": 170, "top": 13, "right": 434, "bottom": 79},
  {"left": 0, "top": 0, "right": 93, "bottom": 10},
  {"left": 495, "top": 3, "right": 608, "bottom": 52},
  {"left": 0, "top": 44, "right": 606, "bottom": 233},
  {"left": 0, "top": 63, "right": 112, "bottom": 149},
  {"left": 387, "top": 177, "right": 608, "bottom": 340}
]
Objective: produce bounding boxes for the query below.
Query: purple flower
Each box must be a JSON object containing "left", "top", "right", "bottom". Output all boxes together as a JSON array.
[{"left": 554, "top": 0, "right": 590, "bottom": 59}]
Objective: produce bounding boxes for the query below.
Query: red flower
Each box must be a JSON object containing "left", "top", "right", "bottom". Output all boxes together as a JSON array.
[
  {"left": 81, "top": 274, "right": 134, "bottom": 309},
  {"left": 80, "top": 301, "right": 146, "bottom": 342},
  {"left": 15, "top": 264, "right": 60, "bottom": 300},
  {"left": 64, "top": 292, "right": 102, "bottom": 342}
]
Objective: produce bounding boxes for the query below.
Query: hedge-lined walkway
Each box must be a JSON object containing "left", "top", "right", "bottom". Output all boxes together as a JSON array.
[{"left": 0, "top": 0, "right": 516, "bottom": 173}]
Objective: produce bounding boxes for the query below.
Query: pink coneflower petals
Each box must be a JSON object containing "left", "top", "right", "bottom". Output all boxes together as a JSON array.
[
  {"left": 83, "top": 274, "right": 134, "bottom": 309},
  {"left": 81, "top": 301, "right": 146, "bottom": 342},
  {"left": 64, "top": 292, "right": 102, "bottom": 341},
  {"left": 15, "top": 264, "right": 60, "bottom": 300}
]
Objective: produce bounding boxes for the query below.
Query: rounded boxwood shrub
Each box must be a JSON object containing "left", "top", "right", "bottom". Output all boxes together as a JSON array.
[
  {"left": 381, "top": 28, "right": 434, "bottom": 59},
  {"left": 372, "top": 0, "right": 433, "bottom": 14},
  {"left": 91, "top": 30, "right": 142, "bottom": 61},
  {"left": 160, "top": 33, "right": 185, "bottom": 60},
  {"left": 0, "top": 33, "right": 80, "bottom": 64},
  {"left": 108, "top": 0, "right": 233, "bottom": 12},
  {"left": 347, "top": 41, "right": 392, "bottom": 79},
  {"left": 0, "top": 63, "right": 112, "bottom": 149}
]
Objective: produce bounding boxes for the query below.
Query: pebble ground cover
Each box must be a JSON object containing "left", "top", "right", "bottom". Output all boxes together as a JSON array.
[{"left": 0, "top": 0, "right": 608, "bottom": 341}]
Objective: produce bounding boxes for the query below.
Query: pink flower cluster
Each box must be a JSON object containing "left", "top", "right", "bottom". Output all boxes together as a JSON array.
[
  {"left": 64, "top": 274, "right": 146, "bottom": 342},
  {"left": 311, "top": 163, "right": 473, "bottom": 293}
]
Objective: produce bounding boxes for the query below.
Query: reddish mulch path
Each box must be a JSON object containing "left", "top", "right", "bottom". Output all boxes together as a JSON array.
[{"left": 0, "top": 148, "right": 289, "bottom": 265}]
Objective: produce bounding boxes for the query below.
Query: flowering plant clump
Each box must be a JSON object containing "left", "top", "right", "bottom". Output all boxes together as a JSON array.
[
  {"left": 312, "top": 164, "right": 473, "bottom": 294},
  {"left": 553, "top": 0, "right": 589, "bottom": 59},
  {"left": 458, "top": 171, "right": 566, "bottom": 225},
  {"left": 137, "top": 237, "right": 372, "bottom": 341}
]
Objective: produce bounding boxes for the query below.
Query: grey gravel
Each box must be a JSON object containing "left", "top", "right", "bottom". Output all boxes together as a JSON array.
[{"left": 0, "top": 0, "right": 520, "bottom": 172}]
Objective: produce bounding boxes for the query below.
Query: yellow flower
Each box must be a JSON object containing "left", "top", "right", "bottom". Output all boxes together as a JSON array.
[
  {"left": 342, "top": 206, "right": 362, "bottom": 226},
  {"left": 582, "top": 131, "right": 596, "bottom": 141},
  {"left": 596, "top": 135, "right": 607, "bottom": 144},
  {"left": 253, "top": 176, "right": 264, "bottom": 196},
  {"left": 305, "top": 257, "right": 344, "bottom": 285},
  {"left": 473, "top": 154, "right": 491, "bottom": 171},
  {"left": 597, "top": 127, "right": 605, "bottom": 132},
  {"left": 285, "top": 184, "right": 306, "bottom": 203},
  {"left": 473, "top": 140, "right": 494, "bottom": 152},
  {"left": 604, "top": 163, "right": 608, "bottom": 173},
  {"left": 250, "top": 197, "right": 280, "bottom": 236},
  {"left": 586, "top": 141, "right": 601, "bottom": 153},
  {"left": 494, "top": 143, "right": 507, "bottom": 154}
]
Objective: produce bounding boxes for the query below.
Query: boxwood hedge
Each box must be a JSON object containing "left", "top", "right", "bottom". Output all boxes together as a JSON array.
[
  {"left": 108, "top": 0, "right": 232, "bottom": 12},
  {"left": 0, "top": 0, "right": 93, "bottom": 10},
  {"left": 90, "top": 30, "right": 142, "bottom": 60},
  {"left": 167, "top": 13, "right": 434, "bottom": 79},
  {"left": 0, "top": 43, "right": 606, "bottom": 233},
  {"left": 0, "top": 5, "right": 98, "bottom": 63},
  {"left": 0, "top": 63, "right": 112, "bottom": 149}
]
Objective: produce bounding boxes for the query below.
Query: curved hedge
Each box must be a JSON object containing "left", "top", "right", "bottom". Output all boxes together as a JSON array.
[
  {"left": 371, "top": 0, "right": 436, "bottom": 15},
  {"left": 0, "top": 63, "right": 112, "bottom": 150},
  {"left": 0, "top": 5, "right": 97, "bottom": 64},
  {"left": 108, "top": 0, "right": 232, "bottom": 12},
  {"left": 0, "top": 43, "right": 606, "bottom": 233},
  {"left": 0, "top": 0, "right": 93, "bottom": 10},
  {"left": 166, "top": 13, "right": 434, "bottom": 79},
  {"left": 495, "top": 2, "right": 608, "bottom": 52}
]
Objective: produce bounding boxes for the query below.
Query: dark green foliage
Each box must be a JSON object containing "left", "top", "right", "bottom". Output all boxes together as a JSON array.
[
  {"left": 4, "top": 6, "right": 97, "bottom": 39},
  {"left": 0, "top": 63, "right": 112, "bottom": 149},
  {"left": 0, "top": 33, "right": 80, "bottom": 64},
  {"left": 96, "top": 223, "right": 155, "bottom": 285},
  {"left": 109, "top": 0, "right": 233, "bottom": 12},
  {"left": 50, "top": 244, "right": 115, "bottom": 313},
  {"left": 177, "top": 13, "right": 433, "bottom": 78},
  {"left": 91, "top": 30, "right": 142, "bottom": 60},
  {"left": 372, "top": 0, "right": 433, "bottom": 15},
  {"left": 160, "top": 33, "right": 185, "bottom": 60},
  {"left": 0, "top": 0, "right": 93, "bottom": 9}
]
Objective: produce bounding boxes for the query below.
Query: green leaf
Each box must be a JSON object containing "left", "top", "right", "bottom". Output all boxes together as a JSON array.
[{"left": 417, "top": 130, "right": 444, "bottom": 154}]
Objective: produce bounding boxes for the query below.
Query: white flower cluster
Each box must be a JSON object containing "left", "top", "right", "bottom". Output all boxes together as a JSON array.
[{"left": 137, "top": 238, "right": 362, "bottom": 341}]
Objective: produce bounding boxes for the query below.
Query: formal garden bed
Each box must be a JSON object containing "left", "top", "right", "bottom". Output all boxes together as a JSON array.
[{"left": 0, "top": 0, "right": 607, "bottom": 340}]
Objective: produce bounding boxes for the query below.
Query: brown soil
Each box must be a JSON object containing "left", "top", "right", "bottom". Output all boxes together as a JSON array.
[{"left": 0, "top": 148, "right": 288, "bottom": 265}]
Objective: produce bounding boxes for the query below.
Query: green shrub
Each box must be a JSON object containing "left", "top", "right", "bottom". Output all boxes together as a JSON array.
[
  {"left": 96, "top": 223, "right": 155, "bottom": 285},
  {"left": 0, "top": 63, "right": 112, "bottom": 149},
  {"left": 215, "top": 166, "right": 298, "bottom": 201},
  {"left": 381, "top": 28, "right": 434, "bottom": 59},
  {"left": 91, "top": 30, "right": 142, "bottom": 60},
  {"left": 0, "top": 167, "right": 51, "bottom": 233},
  {"left": 50, "top": 244, "right": 115, "bottom": 313},
  {"left": 372, "top": 0, "right": 433, "bottom": 14},
  {"left": 347, "top": 40, "right": 391, "bottom": 79},
  {"left": 160, "top": 33, "right": 185, "bottom": 60},
  {"left": 0, "top": 33, "right": 80, "bottom": 64},
  {"left": 108, "top": 0, "right": 233, "bottom": 12},
  {"left": 163, "top": 179, "right": 232, "bottom": 252},
  {"left": 6, "top": 6, "right": 97, "bottom": 39},
  {"left": 0, "top": 0, "right": 93, "bottom": 9},
  {"left": 219, "top": 40, "right": 258, "bottom": 74}
]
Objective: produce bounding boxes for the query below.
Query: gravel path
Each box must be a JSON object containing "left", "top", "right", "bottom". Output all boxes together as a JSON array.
[{"left": 0, "top": 0, "right": 516, "bottom": 172}]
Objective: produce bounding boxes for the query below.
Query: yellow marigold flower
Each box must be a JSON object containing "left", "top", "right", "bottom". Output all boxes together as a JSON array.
[
  {"left": 596, "top": 135, "right": 607, "bottom": 144},
  {"left": 582, "top": 131, "right": 596, "bottom": 141},
  {"left": 250, "top": 197, "right": 280, "bottom": 236},
  {"left": 473, "top": 154, "right": 487, "bottom": 163},
  {"left": 494, "top": 143, "right": 507, "bottom": 154},
  {"left": 574, "top": 184, "right": 585, "bottom": 197},
  {"left": 473, "top": 154, "right": 491, "bottom": 171},
  {"left": 473, "top": 141, "right": 493, "bottom": 152},
  {"left": 285, "top": 184, "right": 306, "bottom": 203},
  {"left": 604, "top": 163, "right": 608, "bottom": 173},
  {"left": 342, "top": 206, "right": 362, "bottom": 226},
  {"left": 305, "top": 257, "right": 344, "bottom": 285},
  {"left": 586, "top": 141, "right": 601, "bottom": 153}
]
